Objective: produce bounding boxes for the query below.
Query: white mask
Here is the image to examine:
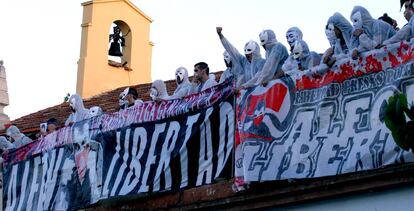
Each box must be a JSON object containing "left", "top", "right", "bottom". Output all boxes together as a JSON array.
[
  {"left": 259, "top": 31, "right": 269, "bottom": 46},
  {"left": 292, "top": 41, "right": 304, "bottom": 60},
  {"left": 351, "top": 11, "right": 363, "bottom": 30},
  {"left": 244, "top": 41, "right": 257, "bottom": 55},
  {"left": 325, "top": 23, "right": 337, "bottom": 44},
  {"left": 70, "top": 98, "right": 76, "bottom": 111},
  {"left": 286, "top": 31, "right": 300, "bottom": 48},
  {"left": 175, "top": 68, "right": 186, "bottom": 84},
  {"left": 223, "top": 51, "right": 231, "bottom": 63},
  {"left": 119, "top": 88, "right": 129, "bottom": 107},
  {"left": 89, "top": 106, "right": 102, "bottom": 117},
  {"left": 150, "top": 87, "right": 158, "bottom": 100}
]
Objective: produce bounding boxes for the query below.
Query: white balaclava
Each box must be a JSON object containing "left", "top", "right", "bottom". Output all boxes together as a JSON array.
[
  {"left": 6, "top": 125, "right": 23, "bottom": 141},
  {"left": 351, "top": 11, "right": 363, "bottom": 30},
  {"left": 223, "top": 51, "right": 232, "bottom": 67},
  {"left": 119, "top": 88, "right": 129, "bottom": 108},
  {"left": 292, "top": 41, "right": 304, "bottom": 60},
  {"left": 244, "top": 40, "right": 257, "bottom": 55},
  {"left": 88, "top": 106, "right": 103, "bottom": 118},
  {"left": 69, "top": 94, "right": 86, "bottom": 113},
  {"left": 150, "top": 80, "right": 168, "bottom": 100},
  {"left": 286, "top": 27, "right": 303, "bottom": 49},
  {"left": 0, "top": 136, "right": 13, "bottom": 150},
  {"left": 259, "top": 29, "right": 277, "bottom": 51},
  {"left": 325, "top": 23, "right": 337, "bottom": 46},
  {"left": 243, "top": 40, "right": 262, "bottom": 63},
  {"left": 175, "top": 67, "right": 189, "bottom": 85},
  {"left": 65, "top": 94, "right": 89, "bottom": 126}
]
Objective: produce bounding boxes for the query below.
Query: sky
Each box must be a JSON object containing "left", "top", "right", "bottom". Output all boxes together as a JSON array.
[{"left": 0, "top": 0, "right": 408, "bottom": 120}]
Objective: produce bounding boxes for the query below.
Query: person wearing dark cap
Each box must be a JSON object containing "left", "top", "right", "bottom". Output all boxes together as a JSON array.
[
  {"left": 119, "top": 87, "right": 143, "bottom": 110},
  {"left": 191, "top": 62, "right": 218, "bottom": 93}
]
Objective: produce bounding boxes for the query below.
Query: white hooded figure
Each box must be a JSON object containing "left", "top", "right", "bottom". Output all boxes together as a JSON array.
[
  {"left": 219, "top": 50, "right": 245, "bottom": 85},
  {"left": 318, "top": 12, "right": 355, "bottom": 74},
  {"left": 219, "top": 51, "right": 233, "bottom": 83},
  {"left": 88, "top": 106, "right": 103, "bottom": 118},
  {"left": 150, "top": 80, "right": 169, "bottom": 101},
  {"left": 284, "top": 40, "right": 321, "bottom": 75},
  {"left": 6, "top": 125, "right": 32, "bottom": 148},
  {"left": 162, "top": 67, "right": 192, "bottom": 100},
  {"left": 283, "top": 27, "right": 304, "bottom": 72},
  {"left": 286, "top": 27, "right": 303, "bottom": 51},
  {"left": 217, "top": 27, "right": 266, "bottom": 85},
  {"left": 0, "top": 136, "right": 14, "bottom": 151},
  {"left": 119, "top": 88, "right": 129, "bottom": 110},
  {"left": 243, "top": 29, "right": 289, "bottom": 87},
  {"left": 350, "top": 6, "right": 395, "bottom": 52},
  {"left": 65, "top": 94, "right": 89, "bottom": 126},
  {"left": 383, "top": 1, "right": 414, "bottom": 45}
]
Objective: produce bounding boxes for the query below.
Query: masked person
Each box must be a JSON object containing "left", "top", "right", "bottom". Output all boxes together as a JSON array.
[
  {"left": 322, "top": 12, "right": 355, "bottom": 68},
  {"left": 216, "top": 27, "right": 265, "bottom": 86},
  {"left": 284, "top": 40, "right": 321, "bottom": 75},
  {"left": 150, "top": 79, "right": 169, "bottom": 101},
  {"left": 88, "top": 106, "right": 103, "bottom": 118},
  {"left": 165, "top": 67, "right": 192, "bottom": 100},
  {"left": 383, "top": 1, "right": 414, "bottom": 45},
  {"left": 242, "top": 29, "right": 289, "bottom": 88},
  {"left": 191, "top": 62, "right": 218, "bottom": 93},
  {"left": 350, "top": 5, "right": 395, "bottom": 58},
  {"left": 119, "top": 87, "right": 142, "bottom": 110},
  {"left": 286, "top": 27, "right": 303, "bottom": 51},
  {"left": 65, "top": 94, "right": 89, "bottom": 126},
  {"left": 6, "top": 125, "right": 33, "bottom": 148},
  {"left": 282, "top": 27, "right": 304, "bottom": 72},
  {"left": 0, "top": 136, "right": 14, "bottom": 152},
  {"left": 219, "top": 51, "right": 236, "bottom": 83}
]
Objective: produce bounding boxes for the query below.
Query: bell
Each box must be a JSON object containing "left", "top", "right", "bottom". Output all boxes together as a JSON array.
[
  {"left": 108, "top": 42, "right": 123, "bottom": 57},
  {"left": 108, "top": 25, "right": 124, "bottom": 57}
]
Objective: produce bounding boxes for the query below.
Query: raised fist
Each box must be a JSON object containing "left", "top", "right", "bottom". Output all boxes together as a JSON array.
[{"left": 216, "top": 27, "right": 223, "bottom": 35}]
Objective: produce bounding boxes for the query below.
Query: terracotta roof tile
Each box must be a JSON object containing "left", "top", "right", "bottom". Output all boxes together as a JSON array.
[{"left": 11, "top": 71, "right": 223, "bottom": 133}]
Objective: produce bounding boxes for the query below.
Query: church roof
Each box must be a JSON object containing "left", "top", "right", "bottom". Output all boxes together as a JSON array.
[{"left": 10, "top": 72, "right": 222, "bottom": 134}]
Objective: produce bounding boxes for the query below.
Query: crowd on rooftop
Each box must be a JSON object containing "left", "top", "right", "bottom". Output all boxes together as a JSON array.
[{"left": 1, "top": 2, "right": 414, "bottom": 154}]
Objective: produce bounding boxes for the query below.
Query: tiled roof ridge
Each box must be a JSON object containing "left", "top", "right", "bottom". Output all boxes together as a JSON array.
[{"left": 10, "top": 71, "right": 223, "bottom": 133}]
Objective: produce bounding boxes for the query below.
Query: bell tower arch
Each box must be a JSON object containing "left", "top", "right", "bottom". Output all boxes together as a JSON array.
[{"left": 77, "top": 0, "right": 153, "bottom": 98}]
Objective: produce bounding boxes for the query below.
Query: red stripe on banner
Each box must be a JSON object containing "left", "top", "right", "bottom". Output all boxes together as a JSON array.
[{"left": 296, "top": 42, "right": 414, "bottom": 90}]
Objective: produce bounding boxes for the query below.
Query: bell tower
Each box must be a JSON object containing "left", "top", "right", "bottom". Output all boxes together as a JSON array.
[{"left": 77, "top": 0, "right": 153, "bottom": 98}]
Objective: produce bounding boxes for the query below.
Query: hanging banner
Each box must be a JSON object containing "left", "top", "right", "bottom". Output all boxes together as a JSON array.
[
  {"left": 235, "top": 41, "right": 414, "bottom": 187},
  {"left": 2, "top": 81, "right": 234, "bottom": 211}
]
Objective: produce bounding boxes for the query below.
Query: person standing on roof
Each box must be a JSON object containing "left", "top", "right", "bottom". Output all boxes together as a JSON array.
[
  {"left": 219, "top": 51, "right": 241, "bottom": 84},
  {"left": 282, "top": 27, "right": 304, "bottom": 73},
  {"left": 191, "top": 62, "right": 218, "bottom": 93},
  {"left": 164, "top": 67, "right": 193, "bottom": 100},
  {"left": 6, "top": 125, "right": 32, "bottom": 148},
  {"left": 322, "top": 12, "right": 355, "bottom": 68},
  {"left": 150, "top": 79, "right": 170, "bottom": 101},
  {"left": 350, "top": 6, "right": 396, "bottom": 59},
  {"left": 284, "top": 40, "right": 321, "bottom": 75},
  {"left": 242, "top": 29, "right": 289, "bottom": 88},
  {"left": 65, "top": 94, "right": 89, "bottom": 126},
  {"left": 216, "top": 27, "right": 265, "bottom": 86},
  {"left": 0, "top": 136, "right": 14, "bottom": 152},
  {"left": 119, "top": 87, "right": 143, "bottom": 110}
]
